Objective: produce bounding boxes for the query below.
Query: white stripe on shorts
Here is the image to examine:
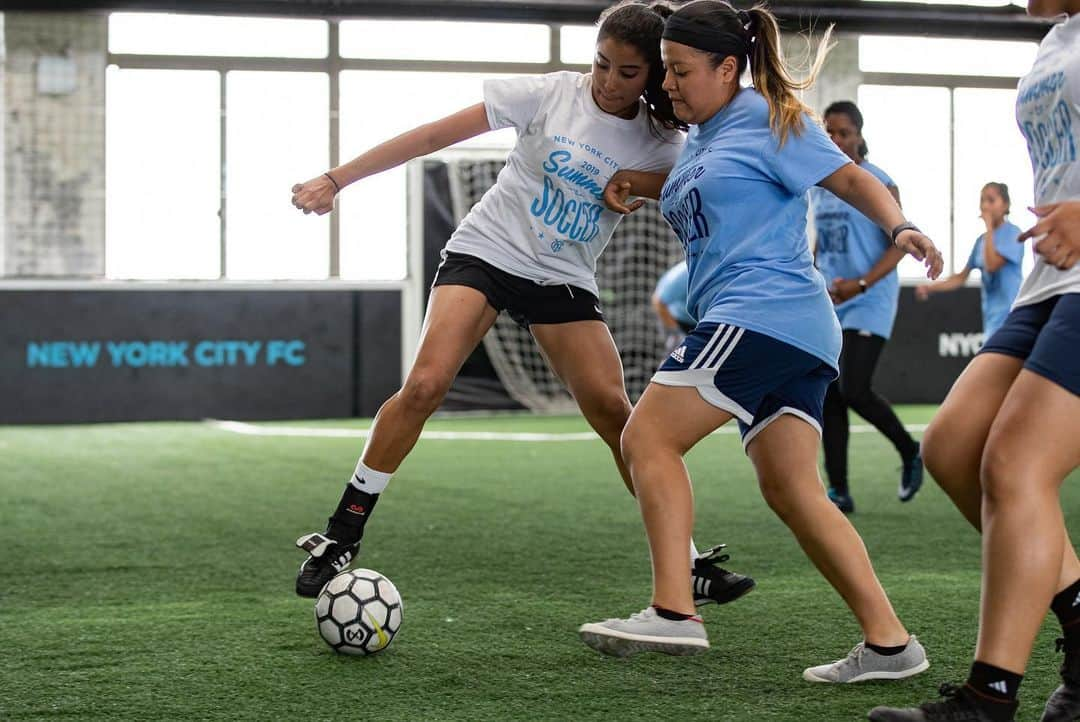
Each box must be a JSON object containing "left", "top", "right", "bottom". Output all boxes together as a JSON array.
[
  {"left": 702, "top": 326, "right": 744, "bottom": 370},
  {"left": 689, "top": 324, "right": 728, "bottom": 370}
]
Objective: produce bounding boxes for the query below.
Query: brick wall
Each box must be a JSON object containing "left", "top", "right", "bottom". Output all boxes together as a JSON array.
[{"left": 4, "top": 12, "right": 106, "bottom": 277}]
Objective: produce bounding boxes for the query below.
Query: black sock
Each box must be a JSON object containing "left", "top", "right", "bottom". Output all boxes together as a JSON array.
[
  {"left": 653, "top": 606, "right": 694, "bottom": 621},
  {"left": 967, "top": 660, "right": 1023, "bottom": 703},
  {"left": 1052, "top": 577, "right": 1080, "bottom": 645},
  {"left": 866, "top": 640, "right": 908, "bottom": 656},
  {"left": 325, "top": 484, "right": 380, "bottom": 546}
]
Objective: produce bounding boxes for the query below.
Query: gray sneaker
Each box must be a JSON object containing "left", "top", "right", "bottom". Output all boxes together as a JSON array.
[
  {"left": 803, "top": 636, "right": 929, "bottom": 683},
  {"left": 579, "top": 607, "right": 709, "bottom": 657}
]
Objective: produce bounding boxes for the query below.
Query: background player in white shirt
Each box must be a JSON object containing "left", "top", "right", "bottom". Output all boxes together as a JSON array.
[
  {"left": 870, "top": 1, "right": 1080, "bottom": 720},
  {"left": 288, "top": 0, "right": 753, "bottom": 608}
]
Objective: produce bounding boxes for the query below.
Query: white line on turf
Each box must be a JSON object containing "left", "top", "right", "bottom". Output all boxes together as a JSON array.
[{"left": 207, "top": 419, "right": 928, "bottom": 442}]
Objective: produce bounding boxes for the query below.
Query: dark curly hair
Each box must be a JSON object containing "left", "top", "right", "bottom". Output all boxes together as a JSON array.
[{"left": 598, "top": 1, "right": 688, "bottom": 137}]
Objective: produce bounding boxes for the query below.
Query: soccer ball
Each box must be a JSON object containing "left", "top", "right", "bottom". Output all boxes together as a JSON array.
[{"left": 314, "top": 569, "right": 403, "bottom": 655}]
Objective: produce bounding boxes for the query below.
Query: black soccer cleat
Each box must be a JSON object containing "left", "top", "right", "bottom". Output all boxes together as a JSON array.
[
  {"left": 295, "top": 532, "right": 358, "bottom": 598},
  {"left": 828, "top": 488, "right": 856, "bottom": 514},
  {"left": 1042, "top": 637, "right": 1080, "bottom": 722},
  {"left": 692, "top": 544, "right": 756, "bottom": 606},
  {"left": 868, "top": 683, "right": 1018, "bottom": 722},
  {"left": 899, "top": 452, "right": 925, "bottom": 502}
]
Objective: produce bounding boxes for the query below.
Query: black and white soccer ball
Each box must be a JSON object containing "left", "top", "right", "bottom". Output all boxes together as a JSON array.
[{"left": 314, "top": 569, "right": 403, "bottom": 655}]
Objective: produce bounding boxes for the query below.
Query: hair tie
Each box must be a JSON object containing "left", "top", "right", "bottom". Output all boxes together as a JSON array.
[{"left": 737, "top": 9, "right": 751, "bottom": 27}]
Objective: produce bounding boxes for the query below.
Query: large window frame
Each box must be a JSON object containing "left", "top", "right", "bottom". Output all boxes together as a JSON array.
[
  {"left": 858, "top": 68, "right": 1030, "bottom": 277},
  {"left": 106, "top": 19, "right": 589, "bottom": 281}
]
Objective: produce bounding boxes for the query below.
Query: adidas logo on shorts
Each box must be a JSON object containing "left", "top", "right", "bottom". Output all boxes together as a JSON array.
[{"left": 670, "top": 345, "right": 687, "bottom": 363}]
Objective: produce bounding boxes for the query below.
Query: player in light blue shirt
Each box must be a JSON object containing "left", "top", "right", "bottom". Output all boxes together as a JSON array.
[
  {"left": 652, "top": 260, "right": 695, "bottom": 335},
  {"left": 811, "top": 101, "right": 922, "bottom": 515},
  {"left": 580, "top": 0, "right": 943, "bottom": 678},
  {"left": 916, "top": 182, "right": 1025, "bottom": 336}
]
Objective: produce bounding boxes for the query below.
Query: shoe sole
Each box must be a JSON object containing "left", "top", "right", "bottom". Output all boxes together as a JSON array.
[
  {"left": 578, "top": 624, "right": 709, "bottom": 658},
  {"left": 694, "top": 577, "right": 757, "bottom": 607},
  {"left": 803, "top": 658, "right": 930, "bottom": 683}
]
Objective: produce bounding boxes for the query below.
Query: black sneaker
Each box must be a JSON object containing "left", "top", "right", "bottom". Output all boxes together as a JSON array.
[
  {"left": 828, "top": 487, "right": 856, "bottom": 514},
  {"left": 899, "top": 452, "right": 924, "bottom": 502},
  {"left": 1042, "top": 637, "right": 1080, "bottom": 722},
  {"left": 295, "top": 532, "right": 358, "bottom": 598},
  {"left": 868, "top": 683, "right": 1018, "bottom": 722},
  {"left": 692, "top": 544, "right": 755, "bottom": 606}
]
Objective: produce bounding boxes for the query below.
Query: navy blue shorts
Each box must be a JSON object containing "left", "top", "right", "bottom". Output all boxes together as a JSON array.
[
  {"left": 979, "top": 293, "right": 1080, "bottom": 397},
  {"left": 654, "top": 322, "right": 838, "bottom": 449}
]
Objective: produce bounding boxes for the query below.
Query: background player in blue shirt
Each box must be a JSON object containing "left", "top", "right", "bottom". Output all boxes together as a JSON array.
[
  {"left": 916, "top": 182, "right": 1025, "bottom": 336},
  {"left": 652, "top": 260, "right": 695, "bottom": 342},
  {"left": 579, "top": 0, "right": 943, "bottom": 681},
  {"left": 812, "top": 101, "right": 923, "bottom": 514}
]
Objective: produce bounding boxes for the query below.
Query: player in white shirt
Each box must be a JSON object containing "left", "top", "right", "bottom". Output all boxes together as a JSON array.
[
  {"left": 870, "top": 1, "right": 1080, "bottom": 720},
  {"left": 288, "top": 1, "right": 753, "bottom": 608}
]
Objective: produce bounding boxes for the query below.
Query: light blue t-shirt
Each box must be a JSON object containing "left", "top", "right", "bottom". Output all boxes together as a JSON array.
[
  {"left": 654, "top": 261, "right": 695, "bottom": 327},
  {"left": 966, "top": 221, "right": 1024, "bottom": 335},
  {"left": 659, "top": 88, "right": 850, "bottom": 369},
  {"left": 811, "top": 161, "right": 899, "bottom": 339}
]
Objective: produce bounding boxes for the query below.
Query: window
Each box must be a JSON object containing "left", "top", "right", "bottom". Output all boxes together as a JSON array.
[
  {"left": 859, "top": 36, "right": 1038, "bottom": 77},
  {"left": 560, "top": 25, "right": 597, "bottom": 65},
  {"left": 337, "top": 71, "right": 519, "bottom": 280},
  {"left": 106, "top": 68, "right": 220, "bottom": 279},
  {"left": 953, "top": 88, "right": 1036, "bottom": 274},
  {"left": 340, "top": 20, "right": 549, "bottom": 63},
  {"left": 109, "top": 13, "right": 328, "bottom": 58},
  {"left": 225, "top": 71, "right": 330, "bottom": 280}
]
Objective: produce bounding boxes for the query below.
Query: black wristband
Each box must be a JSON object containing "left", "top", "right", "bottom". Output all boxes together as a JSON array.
[
  {"left": 890, "top": 222, "right": 920, "bottom": 244},
  {"left": 323, "top": 172, "right": 341, "bottom": 193}
]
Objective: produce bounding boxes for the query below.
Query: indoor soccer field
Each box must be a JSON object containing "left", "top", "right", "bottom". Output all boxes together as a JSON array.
[{"left": 3, "top": 408, "right": 1078, "bottom": 721}]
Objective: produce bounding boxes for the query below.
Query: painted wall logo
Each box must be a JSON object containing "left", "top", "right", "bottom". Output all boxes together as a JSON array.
[
  {"left": 938, "top": 332, "right": 984, "bottom": 358},
  {"left": 26, "top": 339, "right": 307, "bottom": 369}
]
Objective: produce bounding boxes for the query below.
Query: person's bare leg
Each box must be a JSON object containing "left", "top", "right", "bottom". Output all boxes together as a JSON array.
[
  {"left": 975, "top": 370, "right": 1080, "bottom": 672},
  {"left": 748, "top": 416, "right": 908, "bottom": 647},
  {"left": 619, "top": 383, "right": 732, "bottom": 614},
  {"left": 532, "top": 320, "right": 634, "bottom": 493},
  {"left": 922, "top": 353, "right": 1080, "bottom": 597},
  {"left": 361, "top": 285, "right": 498, "bottom": 471}
]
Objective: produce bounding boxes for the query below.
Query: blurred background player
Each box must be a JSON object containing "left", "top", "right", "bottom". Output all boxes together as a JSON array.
[
  {"left": 289, "top": 0, "right": 753, "bottom": 607},
  {"left": 811, "top": 100, "right": 923, "bottom": 514},
  {"left": 868, "top": 0, "right": 1080, "bottom": 719},
  {"left": 652, "top": 259, "right": 695, "bottom": 354},
  {"left": 916, "top": 182, "right": 1025, "bottom": 337},
  {"left": 579, "top": 2, "right": 941, "bottom": 679}
]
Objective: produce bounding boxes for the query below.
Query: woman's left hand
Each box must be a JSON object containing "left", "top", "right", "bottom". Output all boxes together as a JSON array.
[
  {"left": 895, "top": 230, "right": 944, "bottom": 280},
  {"left": 1020, "top": 201, "right": 1080, "bottom": 270}
]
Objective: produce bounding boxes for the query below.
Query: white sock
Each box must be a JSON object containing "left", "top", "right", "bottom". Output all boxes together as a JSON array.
[
  {"left": 690, "top": 539, "right": 700, "bottom": 562},
  {"left": 348, "top": 459, "right": 393, "bottom": 495}
]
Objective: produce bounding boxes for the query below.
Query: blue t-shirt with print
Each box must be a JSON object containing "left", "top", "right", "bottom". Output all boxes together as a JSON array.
[
  {"left": 654, "top": 261, "right": 695, "bottom": 327},
  {"left": 659, "top": 88, "right": 850, "bottom": 369},
  {"left": 966, "top": 221, "right": 1024, "bottom": 335},
  {"left": 811, "top": 161, "right": 899, "bottom": 339}
]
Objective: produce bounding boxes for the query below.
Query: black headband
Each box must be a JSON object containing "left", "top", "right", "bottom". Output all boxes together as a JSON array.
[{"left": 662, "top": 12, "right": 750, "bottom": 58}]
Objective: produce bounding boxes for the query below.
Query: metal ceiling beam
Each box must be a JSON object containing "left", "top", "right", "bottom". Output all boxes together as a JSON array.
[{"left": 1, "top": 0, "right": 1056, "bottom": 40}]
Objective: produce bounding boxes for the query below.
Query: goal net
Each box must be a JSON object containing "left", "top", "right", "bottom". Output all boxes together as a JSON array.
[{"left": 432, "top": 152, "right": 685, "bottom": 413}]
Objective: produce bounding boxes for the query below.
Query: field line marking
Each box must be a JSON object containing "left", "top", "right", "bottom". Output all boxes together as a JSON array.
[{"left": 207, "top": 419, "right": 928, "bottom": 442}]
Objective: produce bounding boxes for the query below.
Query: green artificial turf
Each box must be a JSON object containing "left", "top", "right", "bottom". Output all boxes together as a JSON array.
[{"left": 1, "top": 409, "right": 1077, "bottom": 720}]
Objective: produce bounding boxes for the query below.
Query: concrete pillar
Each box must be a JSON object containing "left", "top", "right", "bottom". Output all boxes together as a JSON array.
[{"left": 4, "top": 12, "right": 106, "bottom": 277}]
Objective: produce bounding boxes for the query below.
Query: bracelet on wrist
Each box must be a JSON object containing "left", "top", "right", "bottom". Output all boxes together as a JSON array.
[
  {"left": 890, "top": 222, "right": 920, "bottom": 245},
  {"left": 323, "top": 172, "right": 341, "bottom": 193}
]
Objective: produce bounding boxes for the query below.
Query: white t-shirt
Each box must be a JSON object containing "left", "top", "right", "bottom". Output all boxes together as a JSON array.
[
  {"left": 444, "top": 71, "right": 684, "bottom": 297},
  {"left": 1013, "top": 11, "right": 1080, "bottom": 308}
]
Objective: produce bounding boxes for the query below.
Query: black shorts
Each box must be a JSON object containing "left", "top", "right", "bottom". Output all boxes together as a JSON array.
[
  {"left": 432, "top": 251, "right": 605, "bottom": 329},
  {"left": 979, "top": 293, "right": 1080, "bottom": 397}
]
